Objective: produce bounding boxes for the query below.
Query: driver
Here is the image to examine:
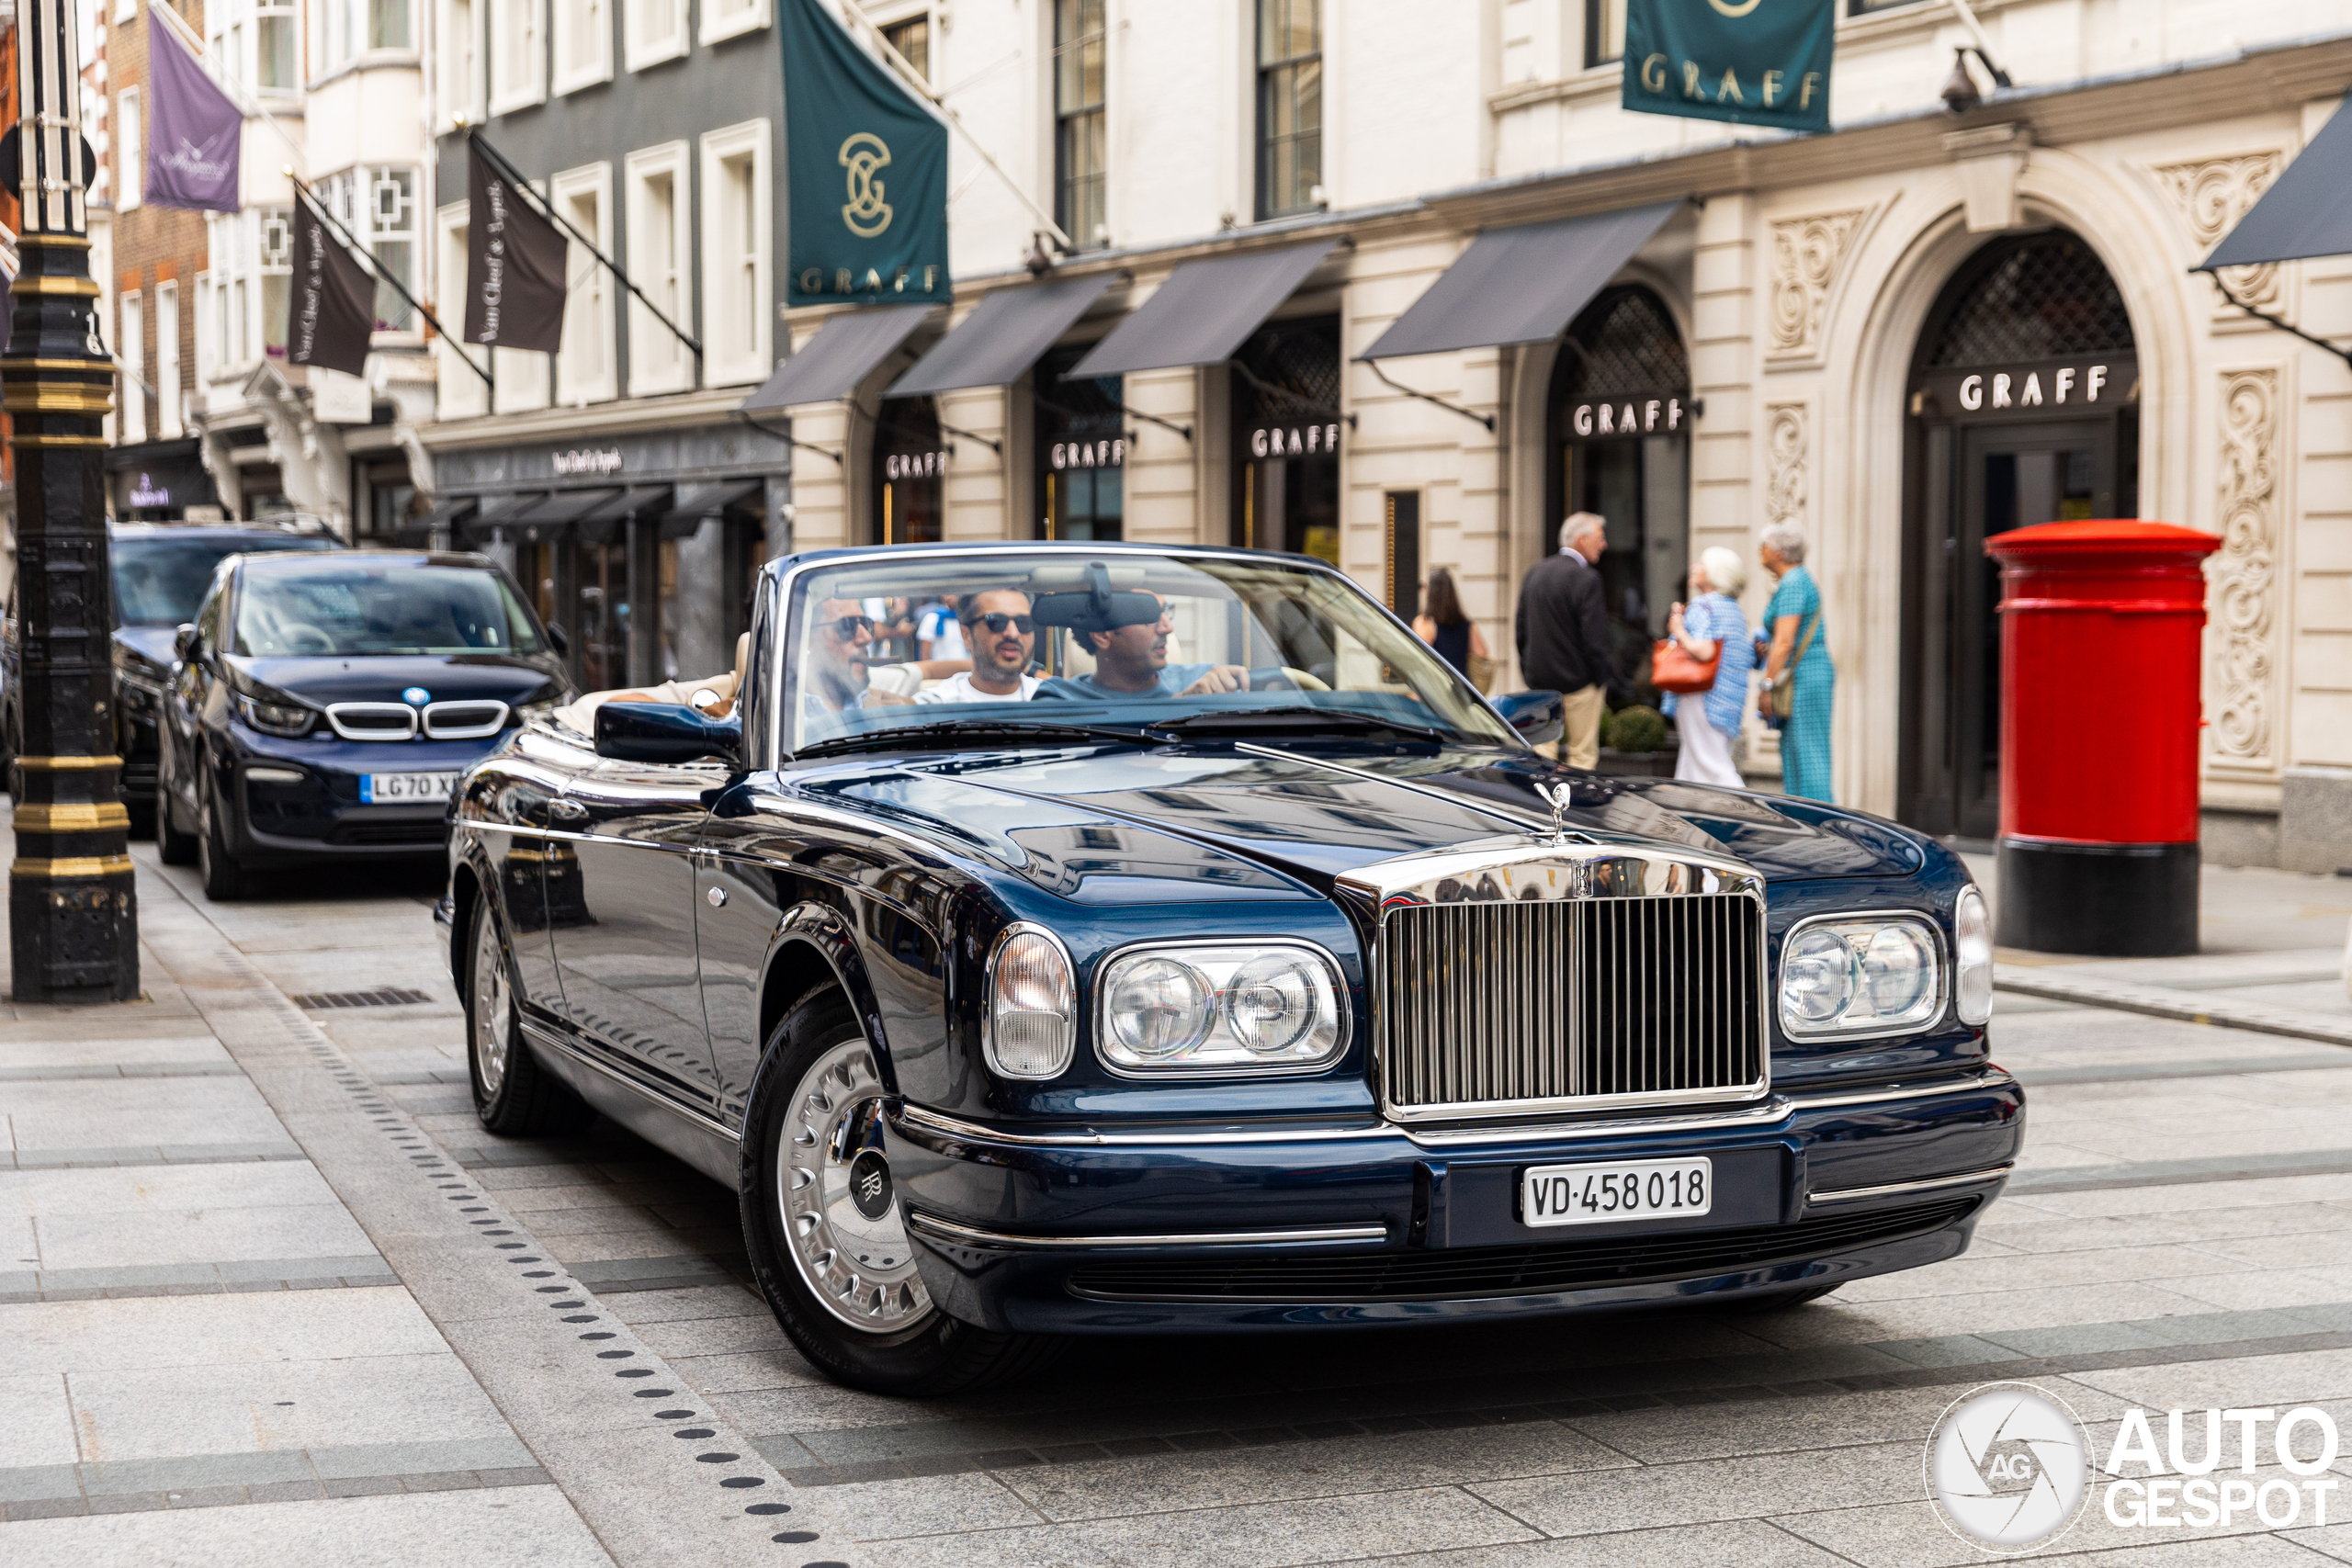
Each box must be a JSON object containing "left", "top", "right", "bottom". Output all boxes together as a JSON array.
[
  {"left": 916, "top": 589, "right": 1038, "bottom": 703},
  {"left": 1070, "top": 592, "right": 1248, "bottom": 698}
]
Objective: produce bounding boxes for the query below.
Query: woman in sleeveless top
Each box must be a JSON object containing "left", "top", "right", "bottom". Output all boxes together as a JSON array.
[
  {"left": 1758, "top": 525, "right": 1836, "bottom": 802},
  {"left": 1413, "top": 568, "right": 1490, "bottom": 690}
]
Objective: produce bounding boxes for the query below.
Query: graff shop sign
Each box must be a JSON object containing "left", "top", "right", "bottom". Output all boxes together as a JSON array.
[
  {"left": 1050, "top": 438, "right": 1125, "bottom": 470},
  {"left": 1250, "top": 423, "right": 1341, "bottom": 459},
  {"left": 1623, "top": 0, "right": 1836, "bottom": 135},
  {"left": 1567, "top": 394, "right": 1688, "bottom": 438},
  {"left": 1913, "top": 357, "right": 2138, "bottom": 423},
  {"left": 884, "top": 449, "right": 949, "bottom": 481}
]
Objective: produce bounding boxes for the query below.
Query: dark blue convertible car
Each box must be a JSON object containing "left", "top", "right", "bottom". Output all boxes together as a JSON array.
[
  {"left": 161, "top": 550, "right": 571, "bottom": 898},
  {"left": 440, "top": 542, "right": 2019, "bottom": 1394}
]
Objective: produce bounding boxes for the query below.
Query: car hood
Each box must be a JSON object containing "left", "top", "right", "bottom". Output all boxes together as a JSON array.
[
  {"left": 802, "top": 743, "right": 1924, "bottom": 897},
  {"left": 233, "top": 652, "right": 568, "bottom": 706},
  {"left": 115, "top": 626, "right": 181, "bottom": 678}
]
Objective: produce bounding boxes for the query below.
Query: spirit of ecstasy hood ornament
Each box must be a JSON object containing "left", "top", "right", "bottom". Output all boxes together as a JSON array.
[{"left": 1532, "top": 780, "right": 1574, "bottom": 840}]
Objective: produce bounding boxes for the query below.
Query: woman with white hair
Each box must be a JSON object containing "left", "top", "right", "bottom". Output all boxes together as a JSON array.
[
  {"left": 1758, "top": 523, "right": 1835, "bottom": 802},
  {"left": 1661, "top": 547, "right": 1754, "bottom": 788}
]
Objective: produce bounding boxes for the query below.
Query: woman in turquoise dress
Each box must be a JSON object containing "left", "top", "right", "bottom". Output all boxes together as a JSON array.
[{"left": 1758, "top": 524, "right": 1835, "bottom": 803}]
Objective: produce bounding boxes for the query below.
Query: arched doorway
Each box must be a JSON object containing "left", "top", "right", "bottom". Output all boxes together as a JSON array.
[
  {"left": 1545, "top": 286, "right": 1691, "bottom": 704},
  {"left": 1897, "top": 232, "right": 2139, "bottom": 839}
]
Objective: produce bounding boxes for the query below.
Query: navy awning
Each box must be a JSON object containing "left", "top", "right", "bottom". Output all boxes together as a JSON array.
[
  {"left": 887, "top": 275, "right": 1114, "bottom": 398},
  {"left": 575, "top": 484, "right": 673, "bottom": 546},
  {"left": 740, "top": 305, "right": 934, "bottom": 412},
  {"left": 1359, "top": 201, "right": 1685, "bottom": 360},
  {"left": 2201, "top": 102, "right": 2352, "bottom": 269},
  {"left": 459, "top": 491, "right": 546, "bottom": 545},
  {"left": 660, "top": 479, "right": 763, "bottom": 538},
  {"left": 1068, "top": 243, "right": 1331, "bottom": 378}
]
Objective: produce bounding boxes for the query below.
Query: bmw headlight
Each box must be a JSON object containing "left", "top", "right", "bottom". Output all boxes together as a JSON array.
[
  {"left": 1098, "top": 942, "right": 1345, "bottom": 1074},
  {"left": 1778, "top": 914, "right": 1946, "bottom": 1040},
  {"left": 1953, "top": 885, "right": 1993, "bottom": 1026},
  {"left": 985, "top": 925, "right": 1077, "bottom": 1080},
  {"left": 236, "top": 694, "right": 317, "bottom": 739}
]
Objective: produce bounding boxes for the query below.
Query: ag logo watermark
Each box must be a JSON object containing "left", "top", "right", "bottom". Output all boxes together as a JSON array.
[{"left": 1926, "top": 1382, "right": 2092, "bottom": 1551}]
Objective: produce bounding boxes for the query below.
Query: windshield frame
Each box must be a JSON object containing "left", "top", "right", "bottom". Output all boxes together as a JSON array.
[
  {"left": 762, "top": 543, "right": 1522, "bottom": 768},
  {"left": 228, "top": 554, "right": 548, "bottom": 660}
]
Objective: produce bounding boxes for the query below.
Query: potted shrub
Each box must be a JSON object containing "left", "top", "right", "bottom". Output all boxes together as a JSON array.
[{"left": 1598, "top": 704, "right": 1677, "bottom": 778}]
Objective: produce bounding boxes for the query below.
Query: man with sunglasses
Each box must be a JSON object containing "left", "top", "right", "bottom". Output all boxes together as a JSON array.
[
  {"left": 808, "top": 597, "right": 883, "bottom": 713},
  {"left": 1072, "top": 592, "right": 1248, "bottom": 698},
  {"left": 915, "top": 589, "right": 1039, "bottom": 704}
]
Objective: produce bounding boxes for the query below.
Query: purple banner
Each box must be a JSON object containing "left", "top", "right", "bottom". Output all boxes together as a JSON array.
[{"left": 145, "top": 17, "right": 243, "bottom": 214}]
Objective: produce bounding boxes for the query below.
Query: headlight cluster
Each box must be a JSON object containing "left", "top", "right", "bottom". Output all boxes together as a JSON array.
[
  {"left": 1953, "top": 885, "right": 1994, "bottom": 1025},
  {"left": 984, "top": 927, "right": 1077, "bottom": 1080},
  {"left": 1098, "top": 942, "right": 1344, "bottom": 1074},
  {"left": 1779, "top": 913, "right": 1946, "bottom": 1039},
  {"left": 236, "top": 694, "right": 317, "bottom": 738}
]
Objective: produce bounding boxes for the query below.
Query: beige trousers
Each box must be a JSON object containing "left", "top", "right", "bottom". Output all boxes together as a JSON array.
[{"left": 1558, "top": 683, "right": 1606, "bottom": 771}]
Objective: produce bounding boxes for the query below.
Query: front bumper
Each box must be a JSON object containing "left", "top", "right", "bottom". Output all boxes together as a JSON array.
[
  {"left": 885, "top": 1069, "right": 2023, "bottom": 1332},
  {"left": 220, "top": 730, "right": 503, "bottom": 864}
]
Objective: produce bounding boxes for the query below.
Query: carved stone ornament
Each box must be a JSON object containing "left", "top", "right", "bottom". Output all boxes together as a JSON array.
[
  {"left": 2154, "top": 153, "right": 2285, "bottom": 310},
  {"left": 1768, "top": 209, "right": 1867, "bottom": 357},
  {"left": 2211, "top": 368, "right": 2278, "bottom": 766},
  {"left": 1765, "top": 403, "right": 1806, "bottom": 526}
]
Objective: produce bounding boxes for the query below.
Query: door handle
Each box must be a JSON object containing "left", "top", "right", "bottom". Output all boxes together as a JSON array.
[{"left": 706, "top": 885, "right": 728, "bottom": 908}]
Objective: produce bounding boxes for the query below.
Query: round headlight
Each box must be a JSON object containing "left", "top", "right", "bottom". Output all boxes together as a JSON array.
[
  {"left": 1104, "top": 956, "right": 1210, "bottom": 1059},
  {"left": 1225, "top": 952, "right": 1321, "bottom": 1055},
  {"left": 1861, "top": 923, "right": 1936, "bottom": 1017},
  {"left": 1783, "top": 927, "right": 1856, "bottom": 1025}
]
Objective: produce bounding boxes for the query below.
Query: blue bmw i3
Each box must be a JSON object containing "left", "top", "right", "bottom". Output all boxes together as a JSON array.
[{"left": 157, "top": 550, "right": 574, "bottom": 899}]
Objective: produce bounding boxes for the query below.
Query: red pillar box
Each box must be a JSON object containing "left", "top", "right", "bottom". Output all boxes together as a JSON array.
[{"left": 1986, "top": 521, "right": 2222, "bottom": 956}]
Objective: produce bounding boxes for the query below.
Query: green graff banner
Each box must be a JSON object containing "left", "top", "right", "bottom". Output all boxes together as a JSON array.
[
  {"left": 782, "top": 0, "right": 949, "bottom": 308},
  {"left": 1622, "top": 0, "right": 1836, "bottom": 135}
]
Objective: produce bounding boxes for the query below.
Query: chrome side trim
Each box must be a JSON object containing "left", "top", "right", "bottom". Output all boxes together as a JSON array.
[
  {"left": 1807, "top": 1162, "right": 2015, "bottom": 1205},
  {"left": 520, "top": 1017, "right": 742, "bottom": 1145},
  {"left": 905, "top": 1210, "right": 1387, "bottom": 1250},
  {"left": 889, "top": 1069, "right": 2018, "bottom": 1150}
]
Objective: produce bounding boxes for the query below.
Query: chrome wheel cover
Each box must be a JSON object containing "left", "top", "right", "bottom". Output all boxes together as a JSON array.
[
  {"left": 777, "top": 1039, "right": 932, "bottom": 1334},
  {"left": 471, "top": 911, "right": 512, "bottom": 1098}
]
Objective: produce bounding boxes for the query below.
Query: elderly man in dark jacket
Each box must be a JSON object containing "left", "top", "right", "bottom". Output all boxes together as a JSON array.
[{"left": 1516, "top": 513, "right": 1622, "bottom": 769}]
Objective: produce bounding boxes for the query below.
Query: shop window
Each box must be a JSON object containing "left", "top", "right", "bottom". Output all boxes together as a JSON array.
[
  {"left": 552, "top": 0, "right": 611, "bottom": 94},
  {"left": 874, "top": 397, "right": 947, "bottom": 547},
  {"left": 625, "top": 142, "right": 694, "bottom": 395},
  {"left": 1232, "top": 315, "right": 1342, "bottom": 564},
  {"left": 1055, "top": 0, "right": 1106, "bottom": 249},
  {"left": 489, "top": 0, "right": 546, "bottom": 113},
  {"left": 699, "top": 119, "right": 772, "bottom": 386},
  {"left": 883, "top": 15, "right": 927, "bottom": 82},
  {"left": 1385, "top": 490, "right": 1419, "bottom": 620},
  {"left": 356, "top": 458, "right": 418, "bottom": 544},
  {"left": 575, "top": 536, "right": 630, "bottom": 689},
  {"left": 1583, "top": 0, "right": 1624, "bottom": 67},
  {"left": 1035, "top": 343, "right": 1123, "bottom": 541},
  {"left": 1254, "top": 0, "right": 1321, "bottom": 220},
  {"left": 624, "top": 0, "right": 685, "bottom": 69},
  {"left": 1546, "top": 285, "right": 1690, "bottom": 704},
  {"left": 552, "top": 162, "right": 616, "bottom": 404}
]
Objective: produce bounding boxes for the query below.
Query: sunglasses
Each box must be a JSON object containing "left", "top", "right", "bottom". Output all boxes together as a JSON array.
[
  {"left": 820, "top": 615, "right": 875, "bottom": 637},
  {"left": 966, "top": 613, "right": 1035, "bottom": 635}
]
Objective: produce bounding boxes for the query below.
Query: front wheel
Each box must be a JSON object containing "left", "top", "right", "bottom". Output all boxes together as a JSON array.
[
  {"left": 466, "top": 895, "right": 594, "bottom": 1135},
  {"left": 196, "top": 772, "right": 247, "bottom": 900},
  {"left": 741, "top": 988, "right": 1060, "bottom": 1396}
]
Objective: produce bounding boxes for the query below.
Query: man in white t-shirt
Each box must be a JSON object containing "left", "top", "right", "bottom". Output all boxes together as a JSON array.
[
  {"left": 916, "top": 588, "right": 1039, "bottom": 704},
  {"left": 916, "top": 596, "right": 968, "bottom": 661}
]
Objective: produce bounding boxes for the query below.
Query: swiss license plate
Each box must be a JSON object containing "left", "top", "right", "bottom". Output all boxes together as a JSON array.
[
  {"left": 1521, "top": 1156, "right": 1713, "bottom": 1228},
  {"left": 359, "top": 771, "right": 461, "bottom": 805}
]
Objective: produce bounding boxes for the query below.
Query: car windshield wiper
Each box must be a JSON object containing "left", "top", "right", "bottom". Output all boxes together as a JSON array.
[
  {"left": 1142, "top": 706, "right": 1463, "bottom": 745},
  {"left": 793, "top": 718, "right": 1161, "bottom": 760}
]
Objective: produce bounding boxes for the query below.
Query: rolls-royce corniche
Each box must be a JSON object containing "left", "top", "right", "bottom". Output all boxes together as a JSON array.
[{"left": 439, "top": 541, "right": 2021, "bottom": 1395}]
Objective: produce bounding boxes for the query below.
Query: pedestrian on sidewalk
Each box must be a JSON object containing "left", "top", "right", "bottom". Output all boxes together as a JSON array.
[
  {"left": 1758, "top": 523, "right": 1836, "bottom": 803},
  {"left": 1662, "top": 547, "right": 1753, "bottom": 789},
  {"left": 1413, "top": 567, "right": 1493, "bottom": 692},
  {"left": 1516, "top": 513, "right": 1622, "bottom": 769}
]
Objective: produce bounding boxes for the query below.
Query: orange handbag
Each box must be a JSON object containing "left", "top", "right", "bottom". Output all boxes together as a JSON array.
[{"left": 1650, "top": 637, "right": 1719, "bottom": 694}]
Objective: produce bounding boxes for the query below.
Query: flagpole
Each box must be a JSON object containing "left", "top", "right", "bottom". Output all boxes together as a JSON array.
[
  {"left": 285, "top": 172, "right": 493, "bottom": 393},
  {"left": 463, "top": 128, "right": 704, "bottom": 367}
]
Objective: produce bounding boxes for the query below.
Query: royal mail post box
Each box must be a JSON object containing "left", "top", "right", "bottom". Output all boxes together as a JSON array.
[{"left": 1985, "top": 520, "right": 2222, "bottom": 955}]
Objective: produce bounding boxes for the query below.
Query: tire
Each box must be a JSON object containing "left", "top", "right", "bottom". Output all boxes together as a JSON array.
[
  {"left": 158, "top": 790, "right": 198, "bottom": 865},
  {"left": 1718, "top": 1281, "right": 1841, "bottom": 1314},
  {"left": 741, "top": 987, "right": 1062, "bottom": 1396},
  {"left": 196, "top": 771, "right": 247, "bottom": 900},
  {"left": 465, "top": 894, "right": 594, "bottom": 1135}
]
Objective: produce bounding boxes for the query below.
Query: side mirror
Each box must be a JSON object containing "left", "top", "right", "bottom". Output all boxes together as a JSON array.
[
  {"left": 545, "top": 622, "right": 571, "bottom": 656},
  {"left": 594, "top": 701, "right": 741, "bottom": 767},
  {"left": 1492, "top": 689, "right": 1564, "bottom": 747},
  {"left": 173, "top": 623, "right": 202, "bottom": 664}
]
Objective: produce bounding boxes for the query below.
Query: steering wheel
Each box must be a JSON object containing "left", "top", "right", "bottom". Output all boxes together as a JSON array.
[
  {"left": 278, "top": 624, "right": 335, "bottom": 655},
  {"left": 1277, "top": 666, "right": 1330, "bottom": 691}
]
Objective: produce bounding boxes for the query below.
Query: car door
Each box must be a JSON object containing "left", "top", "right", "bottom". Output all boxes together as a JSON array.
[
  {"left": 546, "top": 754, "right": 726, "bottom": 1113},
  {"left": 161, "top": 577, "right": 229, "bottom": 824}
]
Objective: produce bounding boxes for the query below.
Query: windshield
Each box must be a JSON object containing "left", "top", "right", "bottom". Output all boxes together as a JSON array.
[
  {"left": 112, "top": 535, "right": 337, "bottom": 626},
  {"left": 785, "top": 550, "right": 1518, "bottom": 753},
  {"left": 232, "top": 558, "right": 545, "bottom": 657}
]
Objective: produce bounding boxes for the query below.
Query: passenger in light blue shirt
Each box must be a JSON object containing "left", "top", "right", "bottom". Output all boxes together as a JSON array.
[{"left": 1057, "top": 592, "right": 1250, "bottom": 699}]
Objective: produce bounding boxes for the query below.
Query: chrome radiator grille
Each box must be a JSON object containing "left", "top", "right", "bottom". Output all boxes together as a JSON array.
[{"left": 1377, "top": 892, "right": 1767, "bottom": 1119}]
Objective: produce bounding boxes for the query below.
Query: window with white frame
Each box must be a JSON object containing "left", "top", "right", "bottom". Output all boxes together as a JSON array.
[
  {"left": 157, "top": 283, "right": 183, "bottom": 438},
  {"left": 698, "top": 119, "right": 770, "bottom": 386},
  {"left": 552, "top": 0, "right": 611, "bottom": 93},
  {"left": 550, "top": 162, "right": 616, "bottom": 403},
  {"left": 372, "top": 0, "right": 413, "bottom": 49},
  {"left": 489, "top": 0, "right": 547, "bottom": 111},
  {"left": 623, "top": 0, "right": 684, "bottom": 71},
  {"left": 437, "top": 0, "right": 483, "bottom": 127},
  {"left": 121, "top": 292, "right": 148, "bottom": 445},
  {"left": 117, "top": 88, "right": 141, "bottom": 209},
  {"left": 697, "top": 0, "right": 767, "bottom": 49},
  {"left": 319, "top": 166, "right": 419, "bottom": 331},
  {"left": 434, "top": 204, "right": 491, "bottom": 417},
  {"left": 211, "top": 0, "right": 300, "bottom": 96},
  {"left": 207, "top": 207, "right": 294, "bottom": 366},
  {"left": 625, "top": 141, "right": 693, "bottom": 396},
  {"left": 196, "top": 272, "right": 217, "bottom": 389},
  {"left": 116, "top": 0, "right": 136, "bottom": 28},
  {"left": 320, "top": 0, "right": 351, "bottom": 69}
]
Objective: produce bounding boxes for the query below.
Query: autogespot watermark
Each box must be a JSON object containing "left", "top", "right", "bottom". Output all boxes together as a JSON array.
[{"left": 1925, "top": 1382, "right": 2344, "bottom": 1554}]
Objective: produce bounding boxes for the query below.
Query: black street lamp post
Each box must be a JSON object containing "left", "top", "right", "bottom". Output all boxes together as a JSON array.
[{"left": 6, "top": 0, "right": 138, "bottom": 1000}]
